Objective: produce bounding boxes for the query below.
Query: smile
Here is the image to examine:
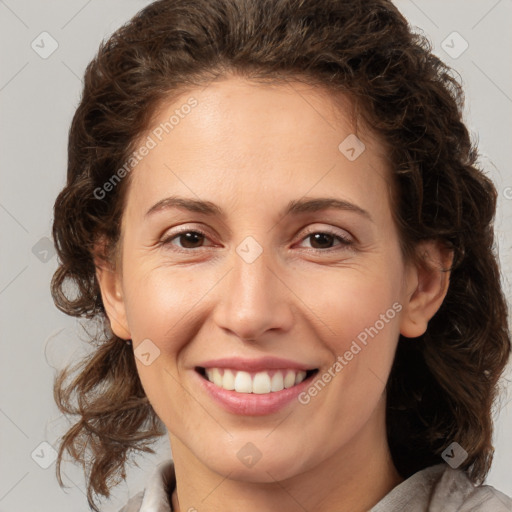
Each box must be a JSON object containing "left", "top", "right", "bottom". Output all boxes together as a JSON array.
[{"left": 196, "top": 367, "right": 318, "bottom": 394}]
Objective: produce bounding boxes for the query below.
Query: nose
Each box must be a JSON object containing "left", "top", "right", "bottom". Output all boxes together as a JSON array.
[{"left": 212, "top": 244, "right": 295, "bottom": 342}]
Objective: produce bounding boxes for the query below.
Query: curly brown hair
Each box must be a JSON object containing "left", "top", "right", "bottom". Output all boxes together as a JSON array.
[{"left": 51, "top": 0, "right": 511, "bottom": 510}]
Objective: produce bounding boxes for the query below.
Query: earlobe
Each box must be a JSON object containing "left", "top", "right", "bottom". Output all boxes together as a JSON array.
[
  {"left": 399, "top": 240, "right": 454, "bottom": 339},
  {"left": 94, "top": 248, "right": 131, "bottom": 340}
]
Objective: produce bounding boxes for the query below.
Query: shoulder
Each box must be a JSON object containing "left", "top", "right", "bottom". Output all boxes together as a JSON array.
[
  {"left": 117, "top": 459, "right": 176, "bottom": 512},
  {"left": 370, "top": 463, "right": 512, "bottom": 512}
]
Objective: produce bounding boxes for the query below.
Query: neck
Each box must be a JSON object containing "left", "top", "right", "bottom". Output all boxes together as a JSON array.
[{"left": 169, "top": 397, "right": 403, "bottom": 512}]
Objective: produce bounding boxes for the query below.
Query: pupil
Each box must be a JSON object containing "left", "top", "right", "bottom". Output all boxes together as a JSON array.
[
  {"left": 181, "top": 232, "right": 203, "bottom": 248},
  {"left": 310, "top": 233, "right": 333, "bottom": 249}
]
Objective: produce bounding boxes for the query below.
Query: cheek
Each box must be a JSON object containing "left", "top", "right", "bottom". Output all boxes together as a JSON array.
[
  {"left": 294, "top": 252, "right": 405, "bottom": 417},
  {"left": 296, "top": 257, "right": 404, "bottom": 352},
  {"left": 122, "top": 264, "right": 206, "bottom": 343},
  {"left": 121, "top": 267, "right": 205, "bottom": 425},
  {"left": 299, "top": 265, "right": 403, "bottom": 427}
]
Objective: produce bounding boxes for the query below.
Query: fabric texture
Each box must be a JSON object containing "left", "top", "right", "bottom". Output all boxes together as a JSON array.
[{"left": 118, "top": 459, "right": 512, "bottom": 511}]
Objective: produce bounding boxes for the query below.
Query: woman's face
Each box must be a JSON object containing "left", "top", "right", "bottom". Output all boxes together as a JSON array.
[{"left": 99, "top": 77, "right": 445, "bottom": 482}]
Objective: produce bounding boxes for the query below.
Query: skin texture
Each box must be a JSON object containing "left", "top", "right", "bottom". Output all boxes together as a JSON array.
[{"left": 96, "top": 77, "right": 453, "bottom": 512}]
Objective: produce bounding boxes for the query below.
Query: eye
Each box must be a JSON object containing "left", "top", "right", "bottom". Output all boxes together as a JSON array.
[
  {"left": 160, "top": 227, "right": 354, "bottom": 253},
  {"left": 160, "top": 228, "right": 212, "bottom": 250},
  {"left": 297, "top": 229, "right": 353, "bottom": 251}
]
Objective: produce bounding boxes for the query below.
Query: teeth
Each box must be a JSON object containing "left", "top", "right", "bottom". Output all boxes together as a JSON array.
[
  {"left": 253, "top": 372, "right": 271, "bottom": 394},
  {"left": 222, "top": 369, "right": 235, "bottom": 390},
  {"left": 212, "top": 368, "right": 223, "bottom": 387},
  {"left": 284, "top": 370, "right": 296, "bottom": 389},
  {"left": 234, "top": 371, "right": 253, "bottom": 393},
  {"left": 270, "top": 371, "right": 284, "bottom": 392},
  {"left": 204, "top": 368, "right": 308, "bottom": 393}
]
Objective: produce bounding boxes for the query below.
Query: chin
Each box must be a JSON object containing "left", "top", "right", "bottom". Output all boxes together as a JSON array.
[{"left": 199, "top": 442, "right": 312, "bottom": 484}]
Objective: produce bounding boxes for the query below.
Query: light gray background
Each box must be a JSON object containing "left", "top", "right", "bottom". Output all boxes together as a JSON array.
[{"left": 0, "top": 1, "right": 511, "bottom": 511}]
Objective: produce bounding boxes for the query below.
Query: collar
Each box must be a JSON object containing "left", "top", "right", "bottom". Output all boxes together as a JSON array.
[{"left": 138, "top": 459, "right": 176, "bottom": 511}]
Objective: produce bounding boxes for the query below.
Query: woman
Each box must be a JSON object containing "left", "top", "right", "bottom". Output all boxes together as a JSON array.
[{"left": 51, "top": 0, "right": 512, "bottom": 511}]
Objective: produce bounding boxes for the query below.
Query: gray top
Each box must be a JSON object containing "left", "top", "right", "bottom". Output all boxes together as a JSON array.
[{"left": 118, "top": 459, "right": 512, "bottom": 512}]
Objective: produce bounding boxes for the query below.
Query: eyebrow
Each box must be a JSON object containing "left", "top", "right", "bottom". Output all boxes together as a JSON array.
[{"left": 145, "top": 195, "right": 373, "bottom": 222}]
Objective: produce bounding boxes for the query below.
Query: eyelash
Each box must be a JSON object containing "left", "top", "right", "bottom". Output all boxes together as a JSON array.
[{"left": 160, "top": 227, "right": 354, "bottom": 253}]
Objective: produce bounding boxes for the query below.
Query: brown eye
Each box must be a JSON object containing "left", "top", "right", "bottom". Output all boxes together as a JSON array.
[
  {"left": 308, "top": 232, "right": 336, "bottom": 249},
  {"left": 176, "top": 231, "right": 205, "bottom": 248},
  {"left": 161, "top": 230, "right": 209, "bottom": 250},
  {"left": 298, "top": 230, "right": 353, "bottom": 251}
]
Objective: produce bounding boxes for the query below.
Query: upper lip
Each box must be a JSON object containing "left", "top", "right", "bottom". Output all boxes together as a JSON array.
[{"left": 197, "top": 356, "right": 318, "bottom": 372}]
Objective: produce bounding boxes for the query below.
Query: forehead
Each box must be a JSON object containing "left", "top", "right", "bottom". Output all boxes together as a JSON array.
[{"left": 126, "top": 76, "right": 392, "bottom": 218}]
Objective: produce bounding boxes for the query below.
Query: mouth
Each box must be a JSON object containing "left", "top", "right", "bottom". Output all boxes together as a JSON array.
[{"left": 195, "top": 366, "right": 319, "bottom": 394}]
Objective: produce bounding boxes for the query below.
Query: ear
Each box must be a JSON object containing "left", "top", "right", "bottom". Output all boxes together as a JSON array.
[
  {"left": 399, "top": 240, "right": 454, "bottom": 339},
  {"left": 94, "top": 239, "right": 131, "bottom": 340}
]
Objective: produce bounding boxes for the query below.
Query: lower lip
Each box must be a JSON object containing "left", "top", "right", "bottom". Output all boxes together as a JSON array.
[{"left": 193, "top": 369, "right": 317, "bottom": 416}]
